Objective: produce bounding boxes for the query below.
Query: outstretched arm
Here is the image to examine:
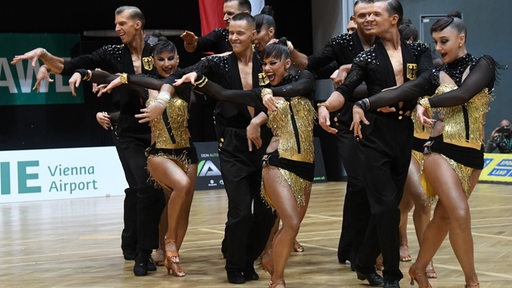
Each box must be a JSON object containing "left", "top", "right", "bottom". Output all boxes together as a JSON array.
[
  {"left": 428, "top": 55, "right": 496, "bottom": 108},
  {"left": 11, "top": 48, "right": 65, "bottom": 75}
]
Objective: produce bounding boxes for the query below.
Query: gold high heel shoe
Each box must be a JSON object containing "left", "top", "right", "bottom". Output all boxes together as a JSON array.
[
  {"left": 409, "top": 264, "right": 432, "bottom": 288},
  {"left": 164, "top": 239, "right": 185, "bottom": 277}
]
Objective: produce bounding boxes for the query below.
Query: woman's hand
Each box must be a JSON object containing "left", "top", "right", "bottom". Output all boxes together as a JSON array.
[
  {"left": 135, "top": 102, "right": 166, "bottom": 123},
  {"left": 416, "top": 104, "right": 436, "bottom": 127},
  {"left": 174, "top": 72, "right": 198, "bottom": 86},
  {"left": 262, "top": 94, "right": 277, "bottom": 112}
]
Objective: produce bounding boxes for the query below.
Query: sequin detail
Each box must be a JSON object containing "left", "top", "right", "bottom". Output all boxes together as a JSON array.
[
  {"left": 149, "top": 97, "right": 190, "bottom": 149},
  {"left": 267, "top": 97, "right": 316, "bottom": 162}
]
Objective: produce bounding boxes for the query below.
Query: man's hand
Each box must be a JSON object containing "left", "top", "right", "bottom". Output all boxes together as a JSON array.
[
  {"left": 246, "top": 120, "right": 262, "bottom": 151},
  {"left": 318, "top": 105, "right": 338, "bottom": 134},
  {"left": 181, "top": 30, "right": 198, "bottom": 52},
  {"left": 68, "top": 72, "right": 83, "bottom": 96},
  {"left": 96, "top": 112, "right": 112, "bottom": 130},
  {"left": 33, "top": 65, "right": 54, "bottom": 92},
  {"left": 11, "top": 47, "right": 47, "bottom": 67},
  {"left": 330, "top": 64, "right": 351, "bottom": 88},
  {"left": 350, "top": 105, "right": 370, "bottom": 140}
]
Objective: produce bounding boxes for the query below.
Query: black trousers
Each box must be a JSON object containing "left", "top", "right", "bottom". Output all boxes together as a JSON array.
[
  {"left": 217, "top": 126, "right": 276, "bottom": 272},
  {"left": 355, "top": 114, "right": 412, "bottom": 282},
  {"left": 115, "top": 132, "right": 165, "bottom": 253},
  {"left": 335, "top": 130, "right": 370, "bottom": 264}
]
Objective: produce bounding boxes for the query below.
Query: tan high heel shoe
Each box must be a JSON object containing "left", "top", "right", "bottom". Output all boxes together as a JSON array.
[
  {"left": 164, "top": 238, "right": 185, "bottom": 277},
  {"left": 409, "top": 264, "right": 432, "bottom": 288},
  {"left": 269, "top": 279, "right": 286, "bottom": 288},
  {"left": 425, "top": 261, "right": 437, "bottom": 279},
  {"left": 465, "top": 283, "right": 480, "bottom": 288},
  {"left": 152, "top": 248, "right": 165, "bottom": 266},
  {"left": 293, "top": 239, "right": 304, "bottom": 252}
]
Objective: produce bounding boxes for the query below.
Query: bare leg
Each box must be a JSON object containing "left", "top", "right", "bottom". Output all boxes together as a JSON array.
[
  {"left": 263, "top": 167, "right": 311, "bottom": 287},
  {"left": 147, "top": 158, "right": 196, "bottom": 277},
  {"left": 413, "top": 153, "right": 479, "bottom": 286}
]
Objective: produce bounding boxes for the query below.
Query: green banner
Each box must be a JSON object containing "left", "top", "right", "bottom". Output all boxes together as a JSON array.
[{"left": 0, "top": 33, "right": 83, "bottom": 105}]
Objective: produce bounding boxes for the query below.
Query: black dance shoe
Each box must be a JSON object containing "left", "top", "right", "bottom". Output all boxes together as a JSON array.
[
  {"left": 383, "top": 279, "right": 400, "bottom": 288},
  {"left": 227, "top": 271, "right": 246, "bottom": 284},
  {"left": 243, "top": 266, "right": 259, "bottom": 281},
  {"left": 356, "top": 269, "right": 384, "bottom": 287}
]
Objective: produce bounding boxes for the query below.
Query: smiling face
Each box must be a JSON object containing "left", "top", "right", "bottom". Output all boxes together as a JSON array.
[
  {"left": 153, "top": 51, "right": 179, "bottom": 78},
  {"left": 262, "top": 55, "right": 291, "bottom": 86},
  {"left": 115, "top": 10, "right": 140, "bottom": 45},
  {"left": 353, "top": 2, "right": 375, "bottom": 36},
  {"left": 432, "top": 26, "right": 466, "bottom": 64},
  {"left": 369, "top": 1, "right": 399, "bottom": 37},
  {"left": 228, "top": 19, "right": 256, "bottom": 54}
]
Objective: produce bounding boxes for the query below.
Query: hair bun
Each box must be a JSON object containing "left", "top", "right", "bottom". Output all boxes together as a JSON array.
[{"left": 447, "top": 11, "right": 462, "bottom": 19}]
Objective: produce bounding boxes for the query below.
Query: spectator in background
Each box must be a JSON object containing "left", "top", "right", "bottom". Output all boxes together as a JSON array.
[{"left": 485, "top": 119, "right": 512, "bottom": 153}]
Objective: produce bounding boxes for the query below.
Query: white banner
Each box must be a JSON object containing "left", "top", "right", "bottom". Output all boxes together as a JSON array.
[{"left": 0, "top": 146, "right": 127, "bottom": 203}]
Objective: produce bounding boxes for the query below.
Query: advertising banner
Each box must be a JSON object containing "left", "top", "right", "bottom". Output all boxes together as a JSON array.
[
  {"left": 480, "top": 153, "right": 512, "bottom": 183},
  {"left": 0, "top": 33, "right": 82, "bottom": 105}
]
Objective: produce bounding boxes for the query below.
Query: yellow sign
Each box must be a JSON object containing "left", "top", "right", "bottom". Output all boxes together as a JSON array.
[{"left": 479, "top": 153, "right": 512, "bottom": 183}]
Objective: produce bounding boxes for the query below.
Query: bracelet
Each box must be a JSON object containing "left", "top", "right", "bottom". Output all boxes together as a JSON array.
[
  {"left": 317, "top": 102, "right": 330, "bottom": 111},
  {"left": 83, "top": 70, "right": 92, "bottom": 81},
  {"left": 156, "top": 91, "right": 171, "bottom": 103},
  {"left": 154, "top": 99, "right": 168, "bottom": 107},
  {"left": 419, "top": 97, "right": 431, "bottom": 109},
  {"left": 119, "top": 73, "right": 128, "bottom": 84},
  {"left": 195, "top": 75, "right": 208, "bottom": 88},
  {"left": 261, "top": 88, "right": 273, "bottom": 98},
  {"left": 354, "top": 98, "right": 370, "bottom": 111}
]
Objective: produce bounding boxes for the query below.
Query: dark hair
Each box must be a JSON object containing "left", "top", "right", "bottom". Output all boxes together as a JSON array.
[
  {"left": 260, "top": 5, "right": 275, "bottom": 16},
  {"left": 231, "top": 12, "right": 256, "bottom": 29},
  {"left": 430, "top": 11, "right": 466, "bottom": 37},
  {"left": 255, "top": 13, "right": 276, "bottom": 33},
  {"left": 262, "top": 37, "right": 290, "bottom": 61},
  {"left": 399, "top": 19, "right": 418, "bottom": 42},
  {"left": 225, "top": 0, "right": 252, "bottom": 13},
  {"left": 374, "top": 0, "right": 403, "bottom": 26},
  {"left": 146, "top": 31, "right": 177, "bottom": 56},
  {"left": 115, "top": 6, "right": 145, "bottom": 28}
]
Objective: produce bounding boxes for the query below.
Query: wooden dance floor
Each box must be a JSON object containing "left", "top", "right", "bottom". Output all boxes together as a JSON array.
[{"left": 1, "top": 181, "right": 511, "bottom": 287}]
